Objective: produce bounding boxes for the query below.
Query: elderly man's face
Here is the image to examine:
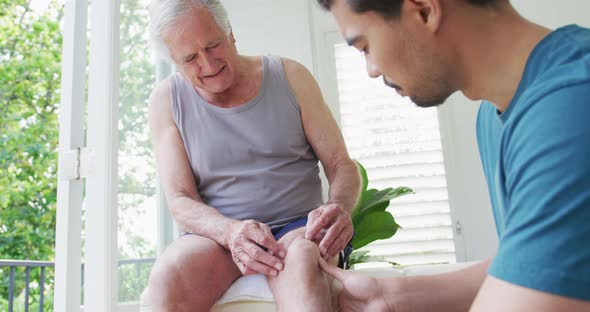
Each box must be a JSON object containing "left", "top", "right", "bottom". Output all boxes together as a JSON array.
[
  {"left": 165, "top": 7, "right": 238, "bottom": 94},
  {"left": 330, "top": 0, "right": 456, "bottom": 107}
]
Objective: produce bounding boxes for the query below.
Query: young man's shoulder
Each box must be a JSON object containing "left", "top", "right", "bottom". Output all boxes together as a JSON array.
[{"left": 520, "top": 25, "right": 590, "bottom": 105}]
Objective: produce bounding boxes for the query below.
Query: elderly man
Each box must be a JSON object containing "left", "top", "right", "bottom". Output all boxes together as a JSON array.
[
  {"left": 318, "top": 0, "right": 590, "bottom": 311},
  {"left": 146, "top": 0, "right": 360, "bottom": 311}
]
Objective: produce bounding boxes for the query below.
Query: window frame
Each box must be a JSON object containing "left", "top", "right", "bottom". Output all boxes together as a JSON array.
[
  {"left": 54, "top": 0, "right": 88, "bottom": 309},
  {"left": 55, "top": 0, "right": 122, "bottom": 309}
]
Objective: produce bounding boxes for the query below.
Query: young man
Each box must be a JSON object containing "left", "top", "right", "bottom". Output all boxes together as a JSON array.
[
  {"left": 317, "top": 0, "right": 590, "bottom": 311},
  {"left": 147, "top": 0, "right": 359, "bottom": 311}
]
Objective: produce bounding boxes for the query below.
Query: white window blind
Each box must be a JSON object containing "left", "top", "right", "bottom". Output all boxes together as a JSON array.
[{"left": 334, "top": 43, "right": 456, "bottom": 266}]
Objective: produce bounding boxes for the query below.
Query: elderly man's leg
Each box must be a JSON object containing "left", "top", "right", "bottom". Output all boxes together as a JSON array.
[
  {"left": 147, "top": 235, "right": 241, "bottom": 312},
  {"left": 267, "top": 229, "right": 336, "bottom": 312}
]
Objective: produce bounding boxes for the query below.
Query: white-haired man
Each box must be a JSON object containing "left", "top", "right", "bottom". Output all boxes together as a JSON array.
[{"left": 146, "top": 0, "right": 360, "bottom": 311}]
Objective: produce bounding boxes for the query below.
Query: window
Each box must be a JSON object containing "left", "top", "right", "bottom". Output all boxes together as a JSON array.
[
  {"left": 116, "top": 0, "right": 158, "bottom": 303},
  {"left": 0, "top": 1, "right": 63, "bottom": 309},
  {"left": 334, "top": 43, "right": 457, "bottom": 266}
]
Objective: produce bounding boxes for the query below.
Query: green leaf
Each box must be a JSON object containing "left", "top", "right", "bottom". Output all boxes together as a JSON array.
[
  {"left": 352, "top": 187, "right": 414, "bottom": 227},
  {"left": 352, "top": 200, "right": 388, "bottom": 228},
  {"left": 363, "top": 187, "right": 413, "bottom": 212},
  {"left": 352, "top": 211, "right": 401, "bottom": 249},
  {"left": 355, "top": 160, "right": 369, "bottom": 193},
  {"left": 359, "top": 187, "right": 413, "bottom": 214},
  {"left": 348, "top": 250, "right": 370, "bottom": 263},
  {"left": 351, "top": 188, "right": 378, "bottom": 222},
  {"left": 346, "top": 250, "right": 371, "bottom": 269},
  {"left": 351, "top": 160, "right": 369, "bottom": 222}
]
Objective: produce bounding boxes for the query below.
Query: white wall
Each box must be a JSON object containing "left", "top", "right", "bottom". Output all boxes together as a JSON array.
[
  {"left": 437, "top": 94, "right": 496, "bottom": 262},
  {"left": 223, "top": 0, "right": 315, "bottom": 71},
  {"left": 512, "top": 0, "right": 590, "bottom": 29}
]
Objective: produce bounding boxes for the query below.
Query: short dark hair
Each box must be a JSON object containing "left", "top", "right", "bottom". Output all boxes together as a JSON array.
[{"left": 317, "top": 0, "right": 501, "bottom": 19}]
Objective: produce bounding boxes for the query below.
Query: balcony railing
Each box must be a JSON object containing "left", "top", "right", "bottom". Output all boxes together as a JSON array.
[
  {"left": 1, "top": 260, "right": 52, "bottom": 312},
  {"left": 0, "top": 258, "right": 155, "bottom": 312}
]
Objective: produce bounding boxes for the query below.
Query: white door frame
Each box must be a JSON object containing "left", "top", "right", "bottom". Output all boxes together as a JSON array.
[
  {"left": 54, "top": 0, "right": 88, "bottom": 310},
  {"left": 84, "top": 0, "right": 121, "bottom": 309}
]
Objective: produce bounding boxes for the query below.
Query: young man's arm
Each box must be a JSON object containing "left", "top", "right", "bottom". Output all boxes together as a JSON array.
[
  {"left": 471, "top": 84, "right": 590, "bottom": 311},
  {"left": 470, "top": 276, "right": 590, "bottom": 311},
  {"left": 321, "top": 259, "right": 490, "bottom": 312}
]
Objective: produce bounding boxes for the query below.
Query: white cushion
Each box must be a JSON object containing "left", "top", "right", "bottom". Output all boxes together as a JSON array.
[{"left": 217, "top": 274, "right": 273, "bottom": 304}]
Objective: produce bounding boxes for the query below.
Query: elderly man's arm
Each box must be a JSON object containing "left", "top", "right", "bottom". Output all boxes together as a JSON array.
[
  {"left": 148, "top": 79, "right": 286, "bottom": 276},
  {"left": 282, "top": 58, "right": 361, "bottom": 260}
]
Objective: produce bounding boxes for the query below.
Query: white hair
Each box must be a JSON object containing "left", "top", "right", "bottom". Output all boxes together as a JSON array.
[{"left": 149, "top": 0, "right": 232, "bottom": 62}]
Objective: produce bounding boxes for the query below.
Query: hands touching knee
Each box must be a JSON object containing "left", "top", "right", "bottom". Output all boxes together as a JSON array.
[
  {"left": 305, "top": 203, "right": 354, "bottom": 261},
  {"left": 226, "top": 219, "right": 287, "bottom": 277}
]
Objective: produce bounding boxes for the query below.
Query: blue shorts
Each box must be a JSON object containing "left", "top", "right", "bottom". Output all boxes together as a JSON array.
[
  {"left": 271, "top": 216, "right": 353, "bottom": 269},
  {"left": 183, "top": 216, "right": 354, "bottom": 268}
]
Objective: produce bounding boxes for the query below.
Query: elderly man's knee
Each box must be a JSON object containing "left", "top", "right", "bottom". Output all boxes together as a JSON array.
[
  {"left": 148, "top": 256, "right": 183, "bottom": 303},
  {"left": 149, "top": 243, "right": 192, "bottom": 286},
  {"left": 286, "top": 237, "right": 321, "bottom": 264},
  {"left": 147, "top": 237, "right": 233, "bottom": 304}
]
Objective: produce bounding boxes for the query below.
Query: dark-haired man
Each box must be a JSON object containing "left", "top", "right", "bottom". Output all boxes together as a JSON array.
[{"left": 317, "top": 0, "right": 590, "bottom": 311}]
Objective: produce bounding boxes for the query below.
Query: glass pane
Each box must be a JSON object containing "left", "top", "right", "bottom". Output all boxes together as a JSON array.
[
  {"left": 0, "top": 0, "right": 64, "bottom": 310},
  {"left": 117, "top": 0, "right": 157, "bottom": 303}
]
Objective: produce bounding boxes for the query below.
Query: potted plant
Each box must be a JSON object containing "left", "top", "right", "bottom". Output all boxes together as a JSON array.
[{"left": 346, "top": 161, "right": 414, "bottom": 269}]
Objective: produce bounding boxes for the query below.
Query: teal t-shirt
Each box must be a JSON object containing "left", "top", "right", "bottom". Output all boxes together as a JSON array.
[{"left": 476, "top": 25, "right": 590, "bottom": 301}]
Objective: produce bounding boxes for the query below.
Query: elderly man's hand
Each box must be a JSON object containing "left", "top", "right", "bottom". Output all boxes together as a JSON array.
[
  {"left": 305, "top": 202, "right": 353, "bottom": 260},
  {"left": 226, "top": 220, "right": 287, "bottom": 277}
]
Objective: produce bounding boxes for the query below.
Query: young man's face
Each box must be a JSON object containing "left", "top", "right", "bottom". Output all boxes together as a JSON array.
[
  {"left": 330, "top": 0, "right": 457, "bottom": 107},
  {"left": 165, "top": 7, "right": 238, "bottom": 94}
]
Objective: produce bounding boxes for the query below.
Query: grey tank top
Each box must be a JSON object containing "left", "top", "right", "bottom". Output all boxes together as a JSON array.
[{"left": 170, "top": 55, "right": 323, "bottom": 228}]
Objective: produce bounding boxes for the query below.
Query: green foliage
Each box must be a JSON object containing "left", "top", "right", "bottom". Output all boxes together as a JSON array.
[
  {"left": 353, "top": 211, "right": 400, "bottom": 249},
  {"left": 0, "top": 0, "right": 63, "bottom": 306},
  {"left": 118, "top": 261, "right": 153, "bottom": 302},
  {"left": 351, "top": 187, "right": 414, "bottom": 230},
  {"left": 347, "top": 161, "right": 414, "bottom": 269},
  {"left": 116, "top": 0, "right": 157, "bottom": 268},
  {"left": 107, "top": 0, "right": 159, "bottom": 301}
]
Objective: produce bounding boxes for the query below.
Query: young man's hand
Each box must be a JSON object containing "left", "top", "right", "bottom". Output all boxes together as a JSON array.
[{"left": 319, "top": 258, "right": 391, "bottom": 312}]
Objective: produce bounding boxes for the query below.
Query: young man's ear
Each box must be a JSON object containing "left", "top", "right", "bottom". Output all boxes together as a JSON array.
[{"left": 405, "top": 0, "right": 443, "bottom": 33}]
